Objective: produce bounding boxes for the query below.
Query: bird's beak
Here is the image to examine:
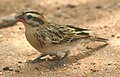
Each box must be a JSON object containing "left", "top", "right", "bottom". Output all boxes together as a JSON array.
[{"left": 16, "top": 15, "right": 24, "bottom": 22}]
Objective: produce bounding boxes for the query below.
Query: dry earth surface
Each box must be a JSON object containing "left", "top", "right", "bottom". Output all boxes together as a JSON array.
[{"left": 0, "top": 0, "right": 120, "bottom": 77}]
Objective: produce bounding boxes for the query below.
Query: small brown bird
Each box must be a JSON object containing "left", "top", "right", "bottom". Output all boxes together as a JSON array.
[{"left": 16, "top": 11, "right": 108, "bottom": 63}]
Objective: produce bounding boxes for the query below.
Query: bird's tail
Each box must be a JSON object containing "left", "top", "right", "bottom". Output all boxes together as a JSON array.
[{"left": 89, "top": 36, "right": 109, "bottom": 42}]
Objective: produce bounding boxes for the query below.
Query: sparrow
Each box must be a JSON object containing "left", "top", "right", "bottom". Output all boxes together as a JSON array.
[{"left": 16, "top": 11, "right": 108, "bottom": 63}]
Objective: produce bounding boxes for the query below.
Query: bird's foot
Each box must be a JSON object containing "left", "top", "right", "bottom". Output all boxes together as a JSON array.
[
  {"left": 48, "top": 52, "right": 69, "bottom": 69},
  {"left": 26, "top": 58, "right": 45, "bottom": 63},
  {"left": 48, "top": 59, "right": 65, "bottom": 70},
  {"left": 26, "top": 54, "right": 47, "bottom": 63}
]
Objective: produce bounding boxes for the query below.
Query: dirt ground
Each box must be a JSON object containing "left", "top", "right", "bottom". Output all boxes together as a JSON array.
[{"left": 0, "top": 0, "right": 120, "bottom": 77}]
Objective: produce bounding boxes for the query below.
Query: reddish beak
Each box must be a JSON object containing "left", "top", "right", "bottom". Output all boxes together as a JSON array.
[
  {"left": 16, "top": 18, "right": 24, "bottom": 22},
  {"left": 16, "top": 15, "right": 24, "bottom": 22}
]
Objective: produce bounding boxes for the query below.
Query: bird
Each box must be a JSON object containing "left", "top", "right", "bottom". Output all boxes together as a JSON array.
[{"left": 16, "top": 11, "right": 108, "bottom": 63}]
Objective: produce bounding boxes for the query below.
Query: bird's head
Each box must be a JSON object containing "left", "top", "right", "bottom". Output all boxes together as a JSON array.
[{"left": 16, "top": 11, "right": 47, "bottom": 28}]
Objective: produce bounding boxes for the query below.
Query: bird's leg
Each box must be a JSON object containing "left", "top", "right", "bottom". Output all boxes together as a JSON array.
[
  {"left": 61, "top": 51, "right": 70, "bottom": 59},
  {"left": 55, "top": 51, "right": 70, "bottom": 65},
  {"left": 26, "top": 54, "right": 47, "bottom": 63},
  {"left": 49, "top": 50, "right": 70, "bottom": 61},
  {"left": 48, "top": 51, "right": 70, "bottom": 68}
]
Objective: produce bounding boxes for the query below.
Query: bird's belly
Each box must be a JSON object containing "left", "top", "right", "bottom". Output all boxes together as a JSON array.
[
  {"left": 26, "top": 33, "right": 73, "bottom": 55},
  {"left": 25, "top": 31, "right": 80, "bottom": 55},
  {"left": 41, "top": 41, "right": 78, "bottom": 55}
]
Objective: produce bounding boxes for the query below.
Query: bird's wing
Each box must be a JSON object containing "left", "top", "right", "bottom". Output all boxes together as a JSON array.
[{"left": 45, "top": 24, "right": 91, "bottom": 44}]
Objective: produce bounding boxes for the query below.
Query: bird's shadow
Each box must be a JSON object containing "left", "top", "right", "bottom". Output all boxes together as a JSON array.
[
  {"left": 68, "top": 43, "right": 108, "bottom": 61},
  {"left": 24, "top": 43, "right": 108, "bottom": 70},
  {"left": 43, "top": 43, "right": 108, "bottom": 70}
]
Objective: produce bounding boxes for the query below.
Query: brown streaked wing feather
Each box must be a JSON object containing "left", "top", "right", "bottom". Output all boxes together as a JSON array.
[{"left": 45, "top": 24, "right": 91, "bottom": 44}]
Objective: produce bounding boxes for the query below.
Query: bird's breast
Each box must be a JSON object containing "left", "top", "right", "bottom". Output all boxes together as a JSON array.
[{"left": 25, "top": 29, "right": 45, "bottom": 51}]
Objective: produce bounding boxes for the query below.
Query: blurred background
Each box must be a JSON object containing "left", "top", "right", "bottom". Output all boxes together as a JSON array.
[
  {"left": 0, "top": 0, "right": 120, "bottom": 77},
  {"left": 0, "top": 0, "right": 120, "bottom": 25}
]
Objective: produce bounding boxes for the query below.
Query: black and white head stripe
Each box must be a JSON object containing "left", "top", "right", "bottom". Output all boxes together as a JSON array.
[
  {"left": 25, "top": 16, "right": 45, "bottom": 27},
  {"left": 21, "top": 11, "right": 43, "bottom": 16},
  {"left": 20, "top": 11, "right": 45, "bottom": 27}
]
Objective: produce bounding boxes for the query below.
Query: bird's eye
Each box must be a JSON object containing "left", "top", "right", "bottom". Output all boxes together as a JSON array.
[{"left": 27, "top": 15, "right": 32, "bottom": 19}]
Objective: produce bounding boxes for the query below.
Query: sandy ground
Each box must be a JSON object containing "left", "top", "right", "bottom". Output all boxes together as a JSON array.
[{"left": 0, "top": 0, "right": 120, "bottom": 77}]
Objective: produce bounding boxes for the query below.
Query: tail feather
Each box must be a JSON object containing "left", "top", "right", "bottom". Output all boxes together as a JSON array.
[{"left": 90, "top": 36, "right": 109, "bottom": 42}]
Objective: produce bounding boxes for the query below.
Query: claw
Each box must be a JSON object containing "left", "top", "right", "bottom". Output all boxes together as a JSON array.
[
  {"left": 26, "top": 59, "right": 45, "bottom": 63},
  {"left": 25, "top": 54, "right": 47, "bottom": 63}
]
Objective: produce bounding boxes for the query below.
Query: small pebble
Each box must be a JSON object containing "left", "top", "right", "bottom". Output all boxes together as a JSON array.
[
  {"left": 104, "top": 26, "right": 107, "bottom": 28},
  {"left": 66, "top": 4, "right": 77, "bottom": 8},
  {"left": 3, "top": 67, "right": 13, "bottom": 71},
  {"left": 56, "top": 7, "right": 60, "bottom": 10},
  {"left": 111, "top": 34, "right": 115, "bottom": 37},
  {"left": 90, "top": 69, "right": 98, "bottom": 72},
  {"left": 96, "top": 5, "right": 102, "bottom": 9},
  {"left": 117, "top": 36, "right": 120, "bottom": 38},
  {"left": 35, "top": 67, "right": 39, "bottom": 71},
  {"left": 54, "top": 11, "right": 62, "bottom": 17},
  {"left": 18, "top": 61, "right": 22, "bottom": 63},
  {"left": 116, "top": 3, "right": 120, "bottom": 7},
  {"left": 15, "top": 70, "right": 20, "bottom": 73},
  {"left": 19, "top": 27, "right": 22, "bottom": 30},
  {"left": 108, "top": 62, "right": 112, "bottom": 65},
  {"left": 90, "top": 62, "right": 96, "bottom": 65},
  {"left": 86, "top": 46, "right": 92, "bottom": 50},
  {"left": 0, "top": 36, "right": 3, "bottom": 39},
  {"left": 0, "top": 72, "right": 2, "bottom": 75}
]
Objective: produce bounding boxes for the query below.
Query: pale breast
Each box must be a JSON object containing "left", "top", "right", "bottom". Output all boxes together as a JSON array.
[{"left": 25, "top": 28, "right": 83, "bottom": 55}]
